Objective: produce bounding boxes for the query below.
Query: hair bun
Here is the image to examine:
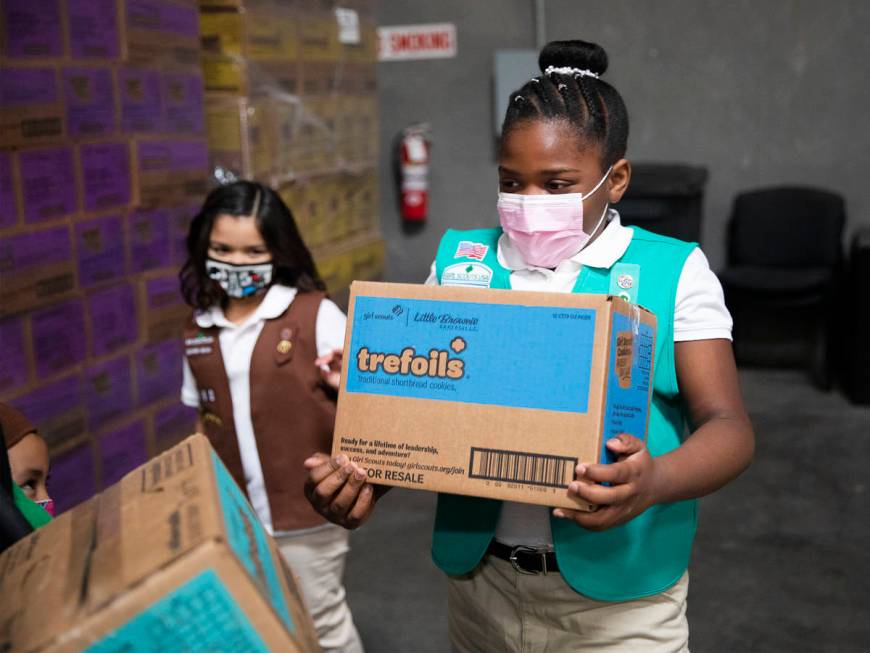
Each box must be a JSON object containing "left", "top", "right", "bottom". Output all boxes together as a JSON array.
[{"left": 538, "top": 40, "right": 608, "bottom": 77}]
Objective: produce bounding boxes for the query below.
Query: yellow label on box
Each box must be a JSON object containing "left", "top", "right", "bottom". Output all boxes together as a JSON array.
[
  {"left": 199, "top": 9, "right": 244, "bottom": 57},
  {"left": 202, "top": 55, "right": 246, "bottom": 95},
  {"left": 248, "top": 14, "right": 298, "bottom": 61}
]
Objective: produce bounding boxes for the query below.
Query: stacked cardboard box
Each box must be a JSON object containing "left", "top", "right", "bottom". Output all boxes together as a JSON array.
[
  {"left": 198, "top": 0, "right": 384, "bottom": 297},
  {"left": 0, "top": 0, "right": 206, "bottom": 513},
  {"left": 0, "top": 434, "right": 321, "bottom": 652}
]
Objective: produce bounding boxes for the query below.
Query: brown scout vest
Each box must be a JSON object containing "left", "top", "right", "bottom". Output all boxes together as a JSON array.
[{"left": 183, "top": 290, "right": 336, "bottom": 530}]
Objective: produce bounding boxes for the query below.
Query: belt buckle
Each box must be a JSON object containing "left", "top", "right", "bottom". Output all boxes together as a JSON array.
[{"left": 509, "top": 545, "right": 550, "bottom": 576}]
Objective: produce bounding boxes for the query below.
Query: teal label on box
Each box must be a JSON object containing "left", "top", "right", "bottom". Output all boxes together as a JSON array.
[
  {"left": 210, "top": 450, "right": 295, "bottom": 634},
  {"left": 601, "top": 311, "right": 654, "bottom": 463},
  {"left": 84, "top": 569, "right": 270, "bottom": 652},
  {"left": 347, "top": 296, "right": 597, "bottom": 413}
]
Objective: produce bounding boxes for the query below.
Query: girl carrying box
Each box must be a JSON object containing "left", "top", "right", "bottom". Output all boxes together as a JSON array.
[{"left": 305, "top": 40, "right": 754, "bottom": 651}]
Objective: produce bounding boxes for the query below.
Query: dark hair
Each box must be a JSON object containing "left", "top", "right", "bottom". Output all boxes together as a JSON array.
[
  {"left": 180, "top": 181, "right": 326, "bottom": 310},
  {"left": 501, "top": 40, "right": 629, "bottom": 167}
]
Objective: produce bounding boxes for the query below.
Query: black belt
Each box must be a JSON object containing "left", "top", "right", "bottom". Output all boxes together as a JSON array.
[{"left": 487, "top": 540, "right": 559, "bottom": 575}]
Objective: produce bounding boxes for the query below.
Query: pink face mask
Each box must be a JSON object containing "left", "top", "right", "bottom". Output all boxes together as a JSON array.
[{"left": 497, "top": 167, "right": 612, "bottom": 268}]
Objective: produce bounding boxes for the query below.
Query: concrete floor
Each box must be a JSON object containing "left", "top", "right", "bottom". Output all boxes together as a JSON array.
[{"left": 343, "top": 369, "right": 870, "bottom": 652}]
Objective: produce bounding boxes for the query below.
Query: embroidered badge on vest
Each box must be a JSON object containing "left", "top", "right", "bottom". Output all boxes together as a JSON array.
[
  {"left": 609, "top": 263, "right": 641, "bottom": 304},
  {"left": 454, "top": 241, "right": 489, "bottom": 261},
  {"left": 441, "top": 262, "right": 493, "bottom": 288},
  {"left": 185, "top": 332, "right": 214, "bottom": 356},
  {"left": 275, "top": 327, "right": 295, "bottom": 365}
]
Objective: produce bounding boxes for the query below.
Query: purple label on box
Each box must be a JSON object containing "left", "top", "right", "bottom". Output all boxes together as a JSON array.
[
  {"left": 171, "top": 204, "right": 196, "bottom": 265},
  {"left": 126, "top": 0, "right": 198, "bottom": 38},
  {"left": 0, "top": 67, "right": 58, "bottom": 106},
  {"left": 0, "top": 226, "right": 71, "bottom": 274},
  {"left": 162, "top": 72, "right": 204, "bottom": 133},
  {"left": 146, "top": 274, "right": 183, "bottom": 310},
  {"left": 20, "top": 147, "right": 77, "bottom": 223},
  {"left": 137, "top": 140, "right": 208, "bottom": 172},
  {"left": 85, "top": 356, "right": 134, "bottom": 431},
  {"left": 88, "top": 284, "right": 138, "bottom": 357},
  {"left": 0, "top": 152, "right": 16, "bottom": 228},
  {"left": 154, "top": 403, "right": 196, "bottom": 444},
  {"left": 76, "top": 215, "right": 125, "bottom": 287},
  {"left": 12, "top": 375, "right": 82, "bottom": 429},
  {"left": 2, "top": 0, "right": 63, "bottom": 58},
  {"left": 136, "top": 340, "right": 182, "bottom": 406},
  {"left": 119, "top": 67, "right": 163, "bottom": 133},
  {"left": 81, "top": 142, "right": 132, "bottom": 211},
  {"left": 68, "top": 0, "right": 120, "bottom": 59},
  {"left": 100, "top": 420, "right": 148, "bottom": 487},
  {"left": 32, "top": 300, "right": 87, "bottom": 378},
  {"left": 0, "top": 317, "right": 29, "bottom": 393},
  {"left": 129, "top": 208, "right": 171, "bottom": 272},
  {"left": 48, "top": 441, "right": 95, "bottom": 514},
  {"left": 64, "top": 67, "right": 116, "bottom": 137}
]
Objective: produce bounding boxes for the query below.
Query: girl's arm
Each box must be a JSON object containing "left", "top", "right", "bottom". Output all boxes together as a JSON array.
[{"left": 556, "top": 338, "right": 754, "bottom": 530}]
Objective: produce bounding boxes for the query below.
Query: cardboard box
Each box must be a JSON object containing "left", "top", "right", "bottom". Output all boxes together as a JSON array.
[
  {"left": 0, "top": 315, "right": 31, "bottom": 394},
  {"left": 350, "top": 236, "right": 384, "bottom": 281},
  {"left": 0, "top": 150, "right": 18, "bottom": 229},
  {"left": 10, "top": 373, "right": 86, "bottom": 448},
  {"left": 205, "top": 96, "right": 274, "bottom": 181},
  {"left": 18, "top": 144, "right": 78, "bottom": 223},
  {"left": 133, "top": 137, "right": 209, "bottom": 207},
  {"left": 1, "top": 0, "right": 65, "bottom": 58},
  {"left": 199, "top": 3, "right": 298, "bottom": 61},
  {"left": 140, "top": 272, "right": 189, "bottom": 342},
  {"left": 67, "top": 0, "right": 122, "bottom": 59},
  {"left": 87, "top": 282, "right": 139, "bottom": 356},
  {"left": 63, "top": 65, "right": 117, "bottom": 137},
  {"left": 332, "top": 282, "right": 657, "bottom": 510},
  {"left": 118, "top": 66, "right": 164, "bottom": 134},
  {"left": 0, "top": 434, "right": 321, "bottom": 652},
  {"left": 0, "top": 224, "right": 76, "bottom": 316},
  {"left": 314, "top": 246, "right": 353, "bottom": 293},
  {"left": 0, "top": 66, "right": 65, "bottom": 146},
  {"left": 123, "top": 0, "right": 201, "bottom": 67}
]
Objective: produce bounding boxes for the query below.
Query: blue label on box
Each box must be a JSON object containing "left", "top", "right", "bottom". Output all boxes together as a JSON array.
[
  {"left": 84, "top": 569, "right": 271, "bottom": 652},
  {"left": 601, "top": 311, "right": 654, "bottom": 463},
  {"left": 346, "top": 296, "right": 597, "bottom": 413},
  {"left": 210, "top": 451, "right": 295, "bottom": 634}
]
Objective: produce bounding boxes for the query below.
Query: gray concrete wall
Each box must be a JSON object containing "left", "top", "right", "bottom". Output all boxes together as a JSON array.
[{"left": 376, "top": 0, "right": 869, "bottom": 279}]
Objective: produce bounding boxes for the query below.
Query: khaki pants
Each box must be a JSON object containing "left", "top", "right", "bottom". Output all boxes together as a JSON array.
[
  {"left": 276, "top": 524, "right": 364, "bottom": 653},
  {"left": 447, "top": 556, "right": 689, "bottom": 653}
]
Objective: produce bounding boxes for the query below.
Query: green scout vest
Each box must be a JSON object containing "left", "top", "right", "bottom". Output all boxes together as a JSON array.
[{"left": 431, "top": 226, "right": 697, "bottom": 601}]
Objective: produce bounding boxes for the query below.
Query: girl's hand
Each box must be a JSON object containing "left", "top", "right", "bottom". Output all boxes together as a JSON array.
[
  {"left": 315, "top": 348, "right": 343, "bottom": 390},
  {"left": 303, "top": 453, "right": 379, "bottom": 529},
  {"left": 553, "top": 434, "right": 661, "bottom": 531}
]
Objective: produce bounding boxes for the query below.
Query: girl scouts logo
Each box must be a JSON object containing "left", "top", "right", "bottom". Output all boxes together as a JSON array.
[{"left": 441, "top": 262, "right": 493, "bottom": 288}]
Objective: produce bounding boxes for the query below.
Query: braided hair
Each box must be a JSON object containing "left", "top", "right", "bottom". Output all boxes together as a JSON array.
[{"left": 501, "top": 40, "right": 629, "bottom": 168}]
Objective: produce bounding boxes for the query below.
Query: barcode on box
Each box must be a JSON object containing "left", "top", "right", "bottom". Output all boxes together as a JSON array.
[{"left": 468, "top": 447, "right": 576, "bottom": 488}]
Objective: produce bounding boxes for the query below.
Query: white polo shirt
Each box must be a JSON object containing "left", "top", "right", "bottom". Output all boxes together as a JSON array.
[
  {"left": 181, "top": 284, "right": 347, "bottom": 534},
  {"left": 425, "top": 209, "right": 732, "bottom": 547}
]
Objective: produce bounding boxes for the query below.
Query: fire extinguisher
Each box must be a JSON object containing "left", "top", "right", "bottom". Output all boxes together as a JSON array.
[{"left": 397, "top": 123, "right": 430, "bottom": 222}]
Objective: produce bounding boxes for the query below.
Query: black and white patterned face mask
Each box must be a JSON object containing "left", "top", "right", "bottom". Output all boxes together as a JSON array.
[{"left": 206, "top": 258, "right": 274, "bottom": 298}]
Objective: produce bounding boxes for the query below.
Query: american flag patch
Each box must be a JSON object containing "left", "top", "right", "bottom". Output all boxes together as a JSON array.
[{"left": 454, "top": 241, "right": 489, "bottom": 261}]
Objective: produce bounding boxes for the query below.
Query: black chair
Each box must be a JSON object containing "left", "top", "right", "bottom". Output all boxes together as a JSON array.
[{"left": 720, "top": 186, "right": 846, "bottom": 389}]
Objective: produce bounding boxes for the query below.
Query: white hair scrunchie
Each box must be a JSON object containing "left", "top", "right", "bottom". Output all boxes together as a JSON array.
[{"left": 544, "top": 65, "right": 600, "bottom": 79}]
